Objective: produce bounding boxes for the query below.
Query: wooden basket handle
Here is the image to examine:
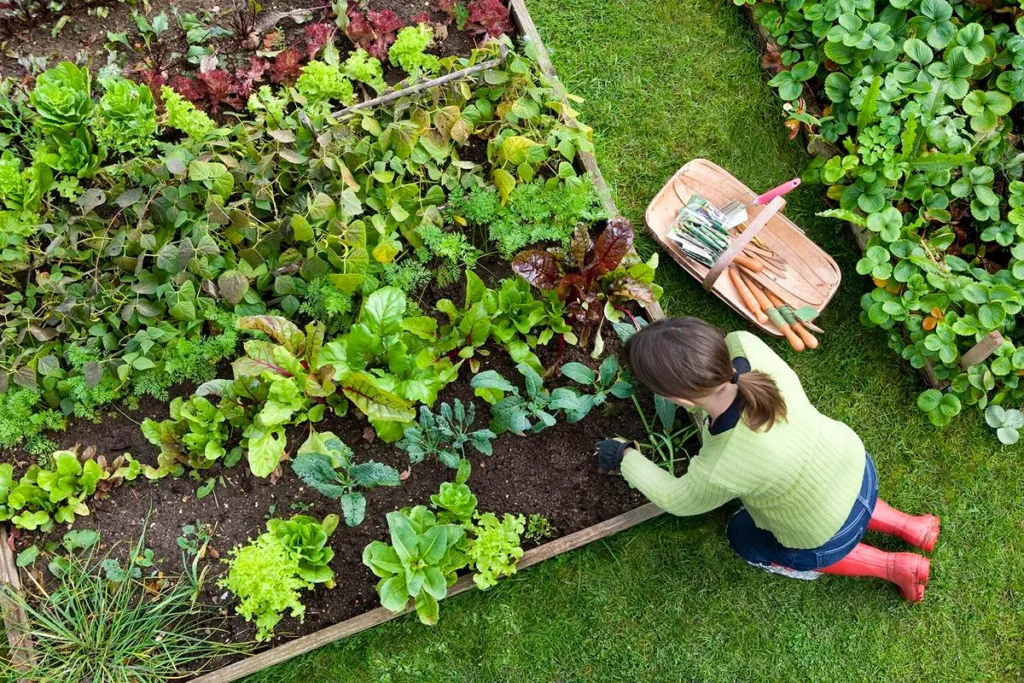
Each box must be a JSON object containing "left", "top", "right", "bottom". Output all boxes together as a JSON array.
[{"left": 701, "top": 196, "right": 785, "bottom": 292}]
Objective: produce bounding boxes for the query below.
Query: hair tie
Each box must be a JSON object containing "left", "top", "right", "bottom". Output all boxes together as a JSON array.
[{"left": 731, "top": 370, "right": 740, "bottom": 385}]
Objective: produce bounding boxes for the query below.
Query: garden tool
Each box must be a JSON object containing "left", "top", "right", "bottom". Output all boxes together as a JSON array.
[
  {"left": 765, "top": 290, "right": 818, "bottom": 350},
  {"left": 720, "top": 178, "right": 802, "bottom": 229},
  {"left": 739, "top": 271, "right": 805, "bottom": 352},
  {"left": 728, "top": 266, "right": 768, "bottom": 325}
]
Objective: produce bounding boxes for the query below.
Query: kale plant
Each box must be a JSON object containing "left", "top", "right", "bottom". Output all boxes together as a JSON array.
[
  {"left": 549, "top": 356, "right": 634, "bottom": 423},
  {"left": 398, "top": 399, "right": 496, "bottom": 468},
  {"left": 470, "top": 364, "right": 558, "bottom": 435},
  {"left": 291, "top": 430, "right": 401, "bottom": 526}
]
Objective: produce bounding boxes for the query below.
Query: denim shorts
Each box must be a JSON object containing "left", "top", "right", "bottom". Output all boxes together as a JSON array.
[{"left": 726, "top": 453, "right": 878, "bottom": 571}]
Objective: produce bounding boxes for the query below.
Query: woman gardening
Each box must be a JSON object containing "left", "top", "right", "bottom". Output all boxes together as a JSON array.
[{"left": 597, "top": 317, "right": 940, "bottom": 601}]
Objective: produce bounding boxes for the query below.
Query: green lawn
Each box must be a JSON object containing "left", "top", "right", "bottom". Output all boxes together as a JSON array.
[{"left": 246, "top": 1, "right": 1024, "bottom": 679}]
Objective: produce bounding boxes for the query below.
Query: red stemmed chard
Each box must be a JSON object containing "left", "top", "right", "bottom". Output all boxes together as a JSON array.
[{"left": 512, "top": 217, "right": 659, "bottom": 348}]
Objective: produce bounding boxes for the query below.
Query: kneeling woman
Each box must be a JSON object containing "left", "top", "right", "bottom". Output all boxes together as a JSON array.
[{"left": 596, "top": 317, "right": 939, "bottom": 601}]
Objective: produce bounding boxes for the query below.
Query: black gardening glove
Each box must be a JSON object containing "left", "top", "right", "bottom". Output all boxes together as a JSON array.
[{"left": 595, "top": 437, "right": 636, "bottom": 473}]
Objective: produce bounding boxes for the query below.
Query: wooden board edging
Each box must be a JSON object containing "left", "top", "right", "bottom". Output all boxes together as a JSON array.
[{"left": 190, "top": 503, "right": 663, "bottom": 683}]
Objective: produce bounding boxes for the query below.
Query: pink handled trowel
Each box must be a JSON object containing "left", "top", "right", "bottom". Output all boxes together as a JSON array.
[{"left": 720, "top": 178, "right": 802, "bottom": 229}]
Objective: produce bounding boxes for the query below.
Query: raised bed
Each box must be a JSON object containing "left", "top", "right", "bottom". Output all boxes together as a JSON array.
[
  {"left": 0, "top": 2, "right": 671, "bottom": 680},
  {"left": 738, "top": 4, "right": 1003, "bottom": 389}
]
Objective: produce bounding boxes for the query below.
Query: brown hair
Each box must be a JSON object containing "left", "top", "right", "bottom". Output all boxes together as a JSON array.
[{"left": 623, "top": 317, "right": 787, "bottom": 431}]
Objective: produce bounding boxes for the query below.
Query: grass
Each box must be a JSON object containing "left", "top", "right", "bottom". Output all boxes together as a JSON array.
[{"left": 244, "top": 0, "right": 1024, "bottom": 679}]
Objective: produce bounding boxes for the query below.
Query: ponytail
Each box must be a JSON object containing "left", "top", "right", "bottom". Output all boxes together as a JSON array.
[
  {"left": 623, "top": 316, "right": 787, "bottom": 432},
  {"left": 735, "top": 371, "right": 786, "bottom": 432}
]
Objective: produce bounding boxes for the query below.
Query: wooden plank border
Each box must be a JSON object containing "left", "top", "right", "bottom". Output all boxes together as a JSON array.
[
  {"left": 191, "top": 503, "right": 663, "bottom": 683},
  {"left": 738, "top": 5, "right": 1002, "bottom": 384}
]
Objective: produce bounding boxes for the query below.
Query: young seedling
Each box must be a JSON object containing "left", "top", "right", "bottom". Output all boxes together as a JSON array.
[
  {"left": 549, "top": 356, "right": 634, "bottom": 423},
  {"left": 430, "top": 459, "right": 477, "bottom": 524},
  {"left": 471, "top": 364, "right": 557, "bottom": 435},
  {"left": 398, "top": 399, "right": 496, "bottom": 468},
  {"left": 291, "top": 430, "right": 400, "bottom": 526}
]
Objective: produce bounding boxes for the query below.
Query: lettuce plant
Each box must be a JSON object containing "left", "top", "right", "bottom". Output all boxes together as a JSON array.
[
  {"left": 221, "top": 512, "right": 338, "bottom": 641},
  {"left": 343, "top": 48, "right": 386, "bottom": 94},
  {"left": 513, "top": 218, "right": 661, "bottom": 348},
  {"left": 219, "top": 533, "right": 309, "bottom": 642},
  {"left": 30, "top": 62, "right": 92, "bottom": 134},
  {"left": 295, "top": 61, "right": 355, "bottom": 106},
  {"left": 430, "top": 459, "right": 477, "bottom": 524},
  {"left": 0, "top": 448, "right": 140, "bottom": 531},
  {"left": 94, "top": 77, "right": 158, "bottom": 156},
  {"left": 466, "top": 512, "right": 524, "bottom": 590},
  {"left": 161, "top": 85, "right": 216, "bottom": 140},
  {"left": 141, "top": 395, "right": 236, "bottom": 478},
  {"left": 266, "top": 513, "right": 340, "bottom": 586},
  {"left": 291, "top": 430, "right": 401, "bottom": 526},
  {"left": 388, "top": 24, "right": 440, "bottom": 79},
  {"left": 362, "top": 506, "right": 467, "bottom": 625}
]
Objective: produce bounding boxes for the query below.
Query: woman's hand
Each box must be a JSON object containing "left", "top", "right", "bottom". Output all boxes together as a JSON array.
[{"left": 595, "top": 437, "right": 638, "bottom": 473}]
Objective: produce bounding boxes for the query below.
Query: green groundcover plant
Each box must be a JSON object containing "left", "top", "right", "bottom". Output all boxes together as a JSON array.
[{"left": 749, "top": 0, "right": 1024, "bottom": 434}]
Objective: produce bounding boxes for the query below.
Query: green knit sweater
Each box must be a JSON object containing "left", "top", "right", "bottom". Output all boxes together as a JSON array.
[{"left": 621, "top": 331, "right": 866, "bottom": 549}]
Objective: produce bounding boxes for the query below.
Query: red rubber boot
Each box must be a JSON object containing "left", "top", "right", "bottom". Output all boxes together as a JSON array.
[
  {"left": 820, "top": 543, "right": 930, "bottom": 603},
  {"left": 868, "top": 499, "right": 940, "bottom": 552}
]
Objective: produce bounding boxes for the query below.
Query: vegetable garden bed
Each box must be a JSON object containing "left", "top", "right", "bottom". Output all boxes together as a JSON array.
[{"left": 0, "top": 0, "right": 686, "bottom": 680}]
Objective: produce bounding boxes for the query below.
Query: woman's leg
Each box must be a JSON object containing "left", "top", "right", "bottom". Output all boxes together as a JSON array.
[
  {"left": 726, "top": 508, "right": 821, "bottom": 579},
  {"left": 820, "top": 543, "right": 930, "bottom": 602},
  {"left": 868, "top": 499, "right": 940, "bottom": 552}
]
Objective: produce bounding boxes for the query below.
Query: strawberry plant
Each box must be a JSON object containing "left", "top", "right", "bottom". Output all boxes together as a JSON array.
[{"left": 750, "top": 0, "right": 1024, "bottom": 434}]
